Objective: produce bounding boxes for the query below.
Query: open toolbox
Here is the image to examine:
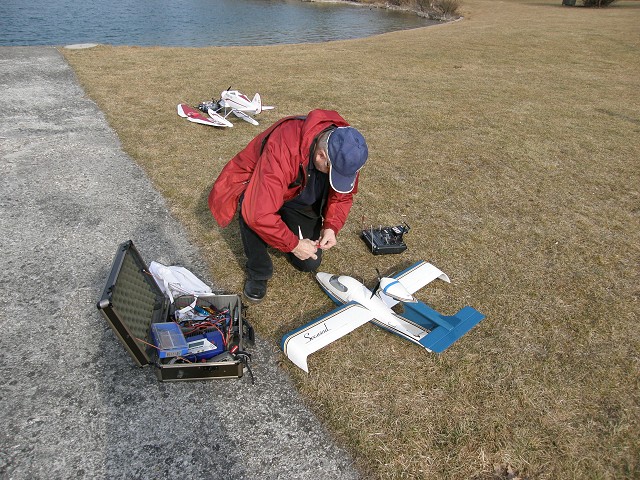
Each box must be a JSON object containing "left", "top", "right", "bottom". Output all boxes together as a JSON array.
[{"left": 97, "top": 240, "right": 253, "bottom": 382}]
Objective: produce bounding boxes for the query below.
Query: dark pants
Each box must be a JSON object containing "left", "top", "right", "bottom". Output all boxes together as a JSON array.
[{"left": 238, "top": 200, "right": 323, "bottom": 281}]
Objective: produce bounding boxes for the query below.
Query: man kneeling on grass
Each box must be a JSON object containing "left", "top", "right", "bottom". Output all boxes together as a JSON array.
[{"left": 208, "top": 109, "right": 368, "bottom": 303}]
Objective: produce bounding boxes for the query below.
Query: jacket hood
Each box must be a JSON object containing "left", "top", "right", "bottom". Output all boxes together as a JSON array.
[{"left": 299, "top": 110, "right": 350, "bottom": 161}]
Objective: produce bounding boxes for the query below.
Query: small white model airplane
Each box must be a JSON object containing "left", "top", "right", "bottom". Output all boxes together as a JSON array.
[
  {"left": 177, "top": 88, "right": 275, "bottom": 128},
  {"left": 202, "top": 88, "right": 275, "bottom": 127},
  {"left": 280, "top": 261, "right": 485, "bottom": 372}
]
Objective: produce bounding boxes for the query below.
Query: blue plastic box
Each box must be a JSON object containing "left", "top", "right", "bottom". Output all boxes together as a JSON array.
[{"left": 151, "top": 322, "right": 188, "bottom": 358}]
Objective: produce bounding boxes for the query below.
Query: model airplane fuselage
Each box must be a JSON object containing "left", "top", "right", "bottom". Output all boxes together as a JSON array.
[
  {"left": 281, "top": 261, "right": 485, "bottom": 372},
  {"left": 220, "top": 89, "right": 273, "bottom": 115},
  {"left": 216, "top": 89, "right": 275, "bottom": 126},
  {"left": 316, "top": 273, "right": 425, "bottom": 340}
]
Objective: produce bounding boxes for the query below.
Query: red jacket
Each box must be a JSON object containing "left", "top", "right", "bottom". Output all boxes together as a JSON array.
[{"left": 209, "top": 110, "right": 360, "bottom": 253}]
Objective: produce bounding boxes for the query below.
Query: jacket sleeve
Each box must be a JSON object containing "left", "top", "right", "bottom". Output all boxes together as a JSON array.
[
  {"left": 322, "top": 174, "right": 359, "bottom": 234},
  {"left": 241, "top": 128, "right": 300, "bottom": 253}
]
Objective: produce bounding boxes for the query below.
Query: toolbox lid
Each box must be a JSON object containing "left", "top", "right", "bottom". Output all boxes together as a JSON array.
[{"left": 97, "top": 240, "right": 170, "bottom": 366}]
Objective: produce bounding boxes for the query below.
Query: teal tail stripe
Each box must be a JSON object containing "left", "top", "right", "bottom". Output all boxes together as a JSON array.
[
  {"left": 401, "top": 301, "right": 456, "bottom": 330},
  {"left": 417, "top": 306, "right": 485, "bottom": 353}
]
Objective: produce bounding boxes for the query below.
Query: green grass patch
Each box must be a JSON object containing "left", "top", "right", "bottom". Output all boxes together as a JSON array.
[{"left": 62, "top": 0, "right": 640, "bottom": 477}]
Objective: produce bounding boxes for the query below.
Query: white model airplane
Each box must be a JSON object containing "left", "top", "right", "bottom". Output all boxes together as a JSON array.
[
  {"left": 199, "top": 88, "right": 275, "bottom": 127},
  {"left": 280, "top": 261, "right": 485, "bottom": 372}
]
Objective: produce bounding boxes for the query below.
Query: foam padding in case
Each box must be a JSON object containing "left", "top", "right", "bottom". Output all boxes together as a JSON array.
[{"left": 97, "top": 240, "right": 169, "bottom": 366}]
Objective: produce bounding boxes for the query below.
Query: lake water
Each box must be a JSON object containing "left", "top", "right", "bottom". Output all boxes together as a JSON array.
[{"left": 0, "top": 0, "right": 437, "bottom": 47}]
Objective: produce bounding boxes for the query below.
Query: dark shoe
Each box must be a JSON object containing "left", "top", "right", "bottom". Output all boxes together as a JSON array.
[{"left": 243, "top": 279, "right": 267, "bottom": 303}]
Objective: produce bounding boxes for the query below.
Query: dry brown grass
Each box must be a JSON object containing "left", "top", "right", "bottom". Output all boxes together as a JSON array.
[{"left": 62, "top": 0, "right": 639, "bottom": 478}]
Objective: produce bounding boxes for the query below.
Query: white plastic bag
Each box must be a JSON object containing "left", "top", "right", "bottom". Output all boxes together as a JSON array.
[{"left": 149, "top": 261, "right": 212, "bottom": 303}]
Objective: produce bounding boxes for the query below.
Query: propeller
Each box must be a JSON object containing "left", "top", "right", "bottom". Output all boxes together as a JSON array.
[{"left": 370, "top": 268, "right": 382, "bottom": 299}]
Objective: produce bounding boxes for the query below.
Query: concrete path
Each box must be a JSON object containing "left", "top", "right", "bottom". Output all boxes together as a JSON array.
[{"left": 0, "top": 46, "right": 359, "bottom": 480}]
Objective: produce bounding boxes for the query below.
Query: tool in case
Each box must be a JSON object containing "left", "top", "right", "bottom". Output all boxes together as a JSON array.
[{"left": 97, "top": 240, "right": 253, "bottom": 382}]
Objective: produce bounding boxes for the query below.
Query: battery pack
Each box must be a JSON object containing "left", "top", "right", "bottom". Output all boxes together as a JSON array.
[{"left": 185, "top": 331, "right": 225, "bottom": 361}]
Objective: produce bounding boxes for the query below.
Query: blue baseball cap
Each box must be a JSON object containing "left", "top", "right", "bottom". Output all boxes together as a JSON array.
[{"left": 327, "top": 127, "right": 368, "bottom": 194}]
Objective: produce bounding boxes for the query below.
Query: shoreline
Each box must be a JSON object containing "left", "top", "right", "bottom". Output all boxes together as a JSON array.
[{"left": 301, "top": 0, "right": 461, "bottom": 21}]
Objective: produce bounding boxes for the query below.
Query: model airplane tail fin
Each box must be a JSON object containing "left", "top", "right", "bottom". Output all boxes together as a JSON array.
[
  {"left": 251, "top": 93, "right": 262, "bottom": 114},
  {"left": 400, "top": 302, "right": 485, "bottom": 353}
]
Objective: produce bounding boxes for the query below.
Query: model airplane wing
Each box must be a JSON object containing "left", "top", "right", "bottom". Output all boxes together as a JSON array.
[
  {"left": 207, "top": 108, "right": 234, "bottom": 128},
  {"left": 231, "top": 109, "right": 259, "bottom": 126},
  {"left": 177, "top": 103, "right": 231, "bottom": 127},
  {"left": 187, "top": 116, "right": 227, "bottom": 127},
  {"left": 378, "top": 261, "right": 451, "bottom": 308},
  {"left": 281, "top": 301, "right": 375, "bottom": 373}
]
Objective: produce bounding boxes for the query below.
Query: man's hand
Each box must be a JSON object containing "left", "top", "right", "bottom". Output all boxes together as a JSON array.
[
  {"left": 292, "top": 238, "right": 318, "bottom": 260},
  {"left": 318, "top": 228, "right": 337, "bottom": 250}
]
